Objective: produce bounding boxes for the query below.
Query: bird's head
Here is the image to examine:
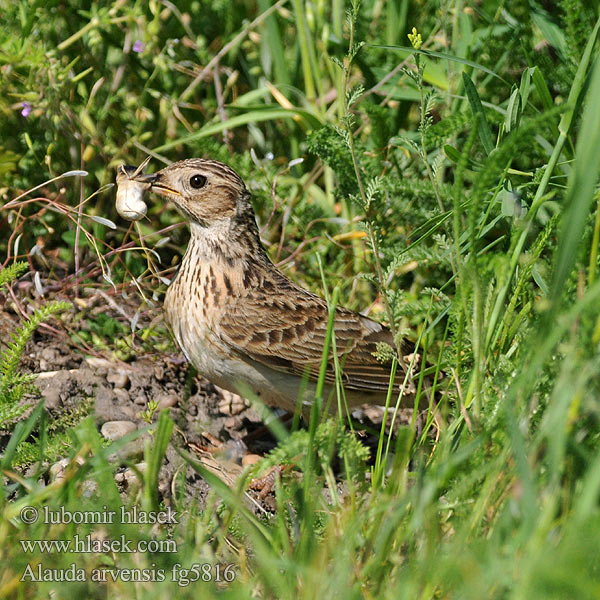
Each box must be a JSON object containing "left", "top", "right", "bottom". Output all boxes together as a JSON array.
[{"left": 144, "top": 158, "right": 251, "bottom": 228}]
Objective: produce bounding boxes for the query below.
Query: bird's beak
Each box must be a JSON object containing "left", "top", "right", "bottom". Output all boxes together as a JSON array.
[
  {"left": 145, "top": 171, "right": 182, "bottom": 197},
  {"left": 123, "top": 160, "right": 182, "bottom": 197}
]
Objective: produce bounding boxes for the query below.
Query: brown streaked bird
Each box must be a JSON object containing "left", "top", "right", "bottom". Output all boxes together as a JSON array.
[{"left": 121, "top": 158, "right": 422, "bottom": 414}]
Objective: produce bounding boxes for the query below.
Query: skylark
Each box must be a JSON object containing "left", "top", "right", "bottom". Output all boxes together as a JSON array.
[{"left": 119, "top": 159, "right": 421, "bottom": 414}]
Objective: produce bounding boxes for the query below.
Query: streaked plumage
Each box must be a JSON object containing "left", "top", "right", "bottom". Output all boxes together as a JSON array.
[{"left": 136, "top": 159, "right": 420, "bottom": 412}]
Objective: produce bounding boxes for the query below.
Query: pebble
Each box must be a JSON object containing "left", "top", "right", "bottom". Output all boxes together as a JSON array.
[
  {"left": 49, "top": 456, "right": 85, "bottom": 482},
  {"left": 107, "top": 371, "right": 129, "bottom": 389},
  {"left": 134, "top": 394, "right": 148, "bottom": 406},
  {"left": 217, "top": 389, "right": 248, "bottom": 416},
  {"left": 124, "top": 462, "right": 147, "bottom": 490},
  {"left": 49, "top": 458, "right": 97, "bottom": 496},
  {"left": 157, "top": 393, "right": 178, "bottom": 409},
  {"left": 218, "top": 440, "right": 248, "bottom": 464},
  {"left": 85, "top": 356, "right": 114, "bottom": 372},
  {"left": 242, "top": 454, "right": 262, "bottom": 467},
  {"left": 113, "top": 388, "right": 129, "bottom": 403},
  {"left": 40, "top": 347, "right": 57, "bottom": 361},
  {"left": 39, "top": 348, "right": 57, "bottom": 371},
  {"left": 108, "top": 438, "right": 146, "bottom": 462},
  {"left": 101, "top": 420, "right": 137, "bottom": 441},
  {"left": 49, "top": 458, "right": 70, "bottom": 482},
  {"left": 82, "top": 480, "right": 98, "bottom": 497},
  {"left": 116, "top": 463, "right": 146, "bottom": 490}
]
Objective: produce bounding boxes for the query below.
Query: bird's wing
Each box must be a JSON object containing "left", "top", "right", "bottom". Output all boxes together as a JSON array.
[{"left": 213, "top": 275, "right": 417, "bottom": 394}]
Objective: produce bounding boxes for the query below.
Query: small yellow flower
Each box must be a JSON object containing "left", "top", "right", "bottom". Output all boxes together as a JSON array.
[{"left": 408, "top": 27, "right": 423, "bottom": 50}]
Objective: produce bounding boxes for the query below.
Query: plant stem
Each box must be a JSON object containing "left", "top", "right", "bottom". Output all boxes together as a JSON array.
[
  {"left": 416, "top": 54, "right": 445, "bottom": 212},
  {"left": 340, "top": 4, "right": 398, "bottom": 344},
  {"left": 588, "top": 192, "right": 600, "bottom": 287},
  {"left": 293, "top": 0, "right": 317, "bottom": 105}
]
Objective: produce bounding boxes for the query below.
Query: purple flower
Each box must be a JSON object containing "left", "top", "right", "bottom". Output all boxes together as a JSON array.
[
  {"left": 132, "top": 40, "right": 145, "bottom": 53},
  {"left": 21, "top": 102, "right": 32, "bottom": 117}
]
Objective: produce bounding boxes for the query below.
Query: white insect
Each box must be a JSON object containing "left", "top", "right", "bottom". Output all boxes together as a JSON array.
[{"left": 115, "top": 156, "right": 153, "bottom": 221}]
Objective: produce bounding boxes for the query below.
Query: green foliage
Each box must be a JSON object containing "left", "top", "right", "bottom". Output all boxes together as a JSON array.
[
  {"left": 307, "top": 125, "right": 357, "bottom": 196},
  {"left": 12, "top": 399, "right": 92, "bottom": 467},
  {"left": 256, "top": 418, "right": 370, "bottom": 483},
  {"left": 560, "top": 0, "right": 598, "bottom": 64},
  {"left": 0, "top": 261, "right": 27, "bottom": 289},
  {"left": 0, "top": 263, "right": 82, "bottom": 467},
  {"left": 0, "top": 263, "right": 70, "bottom": 427},
  {"left": 2, "top": 0, "right": 600, "bottom": 597}
]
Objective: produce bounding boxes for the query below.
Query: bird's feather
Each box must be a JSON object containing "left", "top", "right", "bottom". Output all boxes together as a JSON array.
[{"left": 213, "top": 267, "right": 418, "bottom": 395}]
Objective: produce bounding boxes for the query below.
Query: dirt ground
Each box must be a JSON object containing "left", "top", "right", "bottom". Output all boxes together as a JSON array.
[{"left": 1, "top": 283, "right": 413, "bottom": 513}]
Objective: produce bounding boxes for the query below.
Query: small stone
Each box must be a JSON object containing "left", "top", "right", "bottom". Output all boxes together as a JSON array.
[
  {"left": 217, "top": 388, "right": 248, "bottom": 416},
  {"left": 157, "top": 393, "right": 178, "bottom": 409},
  {"left": 114, "top": 388, "right": 129, "bottom": 403},
  {"left": 107, "top": 371, "right": 129, "bottom": 389},
  {"left": 224, "top": 417, "right": 236, "bottom": 429},
  {"left": 109, "top": 438, "right": 146, "bottom": 462},
  {"left": 49, "top": 456, "right": 85, "bottom": 482},
  {"left": 40, "top": 347, "right": 57, "bottom": 362},
  {"left": 242, "top": 454, "right": 262, "bottom": 467},
  {"left": 49, "top": 458, "right": 70, "bottom": 482},
  {"left": 134, "top": 394, "right": 147, "bottom": 406},
  {"left": 123, "top": 462, "right": 147, "bottom": 490},
  {"left": 361, "top": 405, "right": 386, "bottom": 423},
  {"left": 84, "top": 356, "right": 113, "bottom": 376},
  {"left": 82, "top": 479, "right": 98, "bottom": 497},
  {"left": 101, "top": 421, "right": 136, "bottom": 441},
  {"left": 219, "top": 440, "right": 248, "bottom": 463},
  {"left": 36, "top": 370, "right": 73, "bottom": 410},
  {"left": 95, "top": 384, "right": 137, "bottom": 424}
]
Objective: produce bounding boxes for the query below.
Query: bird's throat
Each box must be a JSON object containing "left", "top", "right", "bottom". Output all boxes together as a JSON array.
[{"left": 185, "top": 216, "right": 267, "bottom": 264}]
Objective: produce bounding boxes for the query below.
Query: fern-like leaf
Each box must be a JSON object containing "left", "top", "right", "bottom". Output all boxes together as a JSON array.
[
  {"left": 0, "top": 262, "right": 28, "bottom": 289},
  {"left": 0, "top": 300, "right": 70, "bottom": 427}
]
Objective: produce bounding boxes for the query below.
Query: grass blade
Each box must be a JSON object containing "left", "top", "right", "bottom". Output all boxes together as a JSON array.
[
  {"left": 373, "top": 44, "right": 508, "bottom": 83},
  {"left": 154, "top": 108, "right": 324, "bottom": 153},
  {"left": 550, "top": 24, "right": 600, "bottom": 307},
  {"left": 143, "top": 410, "right": 174, "bottom": 510},
  {"left": 462, "top": 72, "right": 495, "bottom": 154}
]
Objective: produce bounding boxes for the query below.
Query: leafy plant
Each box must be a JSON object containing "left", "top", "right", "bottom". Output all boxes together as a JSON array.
[
  {"left": 0, "top": 263, "right": 70, "bottom": 427},
  {"left": 2, "top": 0, "right": 600, "bottom": 597}
]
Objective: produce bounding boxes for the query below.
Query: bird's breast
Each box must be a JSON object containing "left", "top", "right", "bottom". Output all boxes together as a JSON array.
[{"left": 164, "top": 260, "right": 247, "bottom": 379}]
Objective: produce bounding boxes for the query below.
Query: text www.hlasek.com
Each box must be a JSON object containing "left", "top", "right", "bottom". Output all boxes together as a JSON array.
[{"left": 20, "top": 535, "right": 176, "bottom": 554}]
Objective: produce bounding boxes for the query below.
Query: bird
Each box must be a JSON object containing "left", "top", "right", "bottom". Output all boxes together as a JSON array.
[{"left": 125, "top": 158, "right": 424, "bottom": 414}]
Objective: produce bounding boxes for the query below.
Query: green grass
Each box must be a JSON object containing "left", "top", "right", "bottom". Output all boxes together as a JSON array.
[{"left": 2, "top": 0, "right": 600, "bottom": 597}]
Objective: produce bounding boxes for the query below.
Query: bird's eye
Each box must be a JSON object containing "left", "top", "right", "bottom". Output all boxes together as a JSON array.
[{"left": 189, "top": 174, "right": 207, "bottom": 189}]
